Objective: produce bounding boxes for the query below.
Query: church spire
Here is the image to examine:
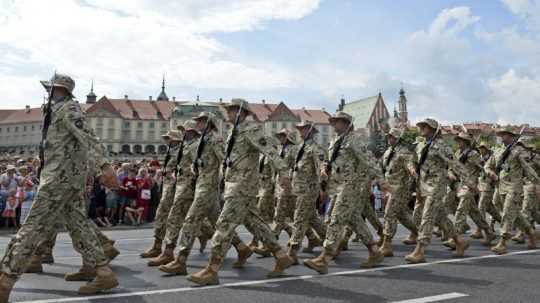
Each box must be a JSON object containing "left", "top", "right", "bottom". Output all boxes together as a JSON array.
[
  {"left": 86, "top": 79, "right": 97, "bottom": 104},
  {"left": 157, "top": 74, "right": 169, "bottom": 101},
  {"left": 398, "top": 84, "right": 408, "bottom": 124}
]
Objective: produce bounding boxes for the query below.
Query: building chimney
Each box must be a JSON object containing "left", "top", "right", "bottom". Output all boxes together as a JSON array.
[
  {"left": 25, "top": 105, "right": 30, "bottom": 113},
  {"left": 196, "top": 95, "right": 200, "bottom": 102},
  {"left": 262, "top": 99, "right": 266, "bottom": 104},
  {"left": 339, "top": 97, "right": 345, "bottom": 111},
  {"left": 172, "top": 96, "right": 176, "bottom": 101},
  {"left": 149, "top": 96, "right": 152, "bottom": 101},
  {"left": 219, "top": 98, "right": 223, "bottom": 103},
  {"left": 124, "top": 95, "right": 129, "bottom": 100}
]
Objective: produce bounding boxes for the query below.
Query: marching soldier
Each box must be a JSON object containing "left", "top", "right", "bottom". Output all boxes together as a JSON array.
[
  {"left": 450, "top": 132, "right": 495, "bottom": 246},
  {"left": 304, "top": 112, "right": 384, "bottom": 274},
  {"left": 486, "top": 127, "right": 539, "bottom": 254},
  {"left": 472, "top": 142, "right": 501, "bottom": 239},
  {"left": 187, "top": 99, "right": 293, "bottom": 286},
  {"left": 142, "top": 130, "right": 184, "bottom": 267},
  {"left": 287, "top": 121, "right": 327, "bottom": 264},
  {"left": 0, "top": 74, "right": 118, "bottom": 302},
  {"left": 379, "top": 128, "right": 419, "bottom": 257},
  {"left": 406, "top": 118, "right": 469, "bottom": 264}
]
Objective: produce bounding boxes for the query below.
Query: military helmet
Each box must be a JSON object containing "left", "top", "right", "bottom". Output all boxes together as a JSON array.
[
  {"left": 416, "top": 118, "right": 439, "bottom": 130},
  {"left": 40, "top": 73, "right": 75, "bottom": 97}
]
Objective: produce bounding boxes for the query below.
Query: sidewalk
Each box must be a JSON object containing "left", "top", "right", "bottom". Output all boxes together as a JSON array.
[{"left": 0, "top": 222, "right": 155, "bottom": 236}]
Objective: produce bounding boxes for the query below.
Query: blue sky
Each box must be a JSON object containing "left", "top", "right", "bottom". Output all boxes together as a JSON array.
[{"left": 1, "top": 0, "right": 539, "bottom": 124}]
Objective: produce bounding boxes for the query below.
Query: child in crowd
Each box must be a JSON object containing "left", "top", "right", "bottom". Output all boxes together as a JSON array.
[
  {"left": 119, "top": 168, "right": 138, "bottom": 224},
  {"left": 2, "top": 190, "right": 19, "bottom": 228},
  {"left": 124, "top": 199, "right": 144, "bottom": 226},
  {"left": 19, "top": 180, "right": 35, "bottom": 225},
  {"left": 100, "top": 163, "right": 120, "bottom": 226}
]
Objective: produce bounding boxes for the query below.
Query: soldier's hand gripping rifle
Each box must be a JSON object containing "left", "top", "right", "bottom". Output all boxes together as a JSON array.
[
  {"left": 292, "top": 124, "right": 314, "bottom": 174},
  {"left": 160, "top": 142, "right": 172, "bottom": 195},
  {"left": 193, "top": 119, "right": 211, "bottom": 179},
  {"left": 325, "top": 122, "right": 353, "bottom": 176},
  {"left": 220, "top": 101, "right": 244, "bottom": 191},
  {"left": 37, "top": 72, "right": 56, "bottom": 180},
  {"left": 382, "top": 128, "right": 405, "bottom": 175},
  {"left": 495, "top": 126, "right": 526, "bottom": 175},
  {"left": 173, "top": 131, "right": 187, "bottom": 186},
  {"left": 415, "top": 125, "right": 441, "bottom": 177}
]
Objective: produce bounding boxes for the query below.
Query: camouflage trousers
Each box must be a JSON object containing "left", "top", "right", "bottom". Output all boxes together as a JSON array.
[
  {"left": 500, "top": 191, "right": 531, "bottom": 239},
  {"left": 177, "top": 186, "right": 234, "bottom": 257},
  {"left": 273, "top": 194, "right": 295, "bottom": 236},
  {"left": 153, "top": 178, "right": 177, "bottom": 241},
  {"left": 383, "top": 187, "right": 417, "bottom": 239},
  {"left": 211, "top": 193, "right": 281, "bottom": 259},
  {"left": 1, "top": 185, "right": 108, "bottom": 277},
  {"left": 257, "top": 189, "right": 275, "bottom": 224},
  {"left": 454, "top": 190, "right": 490, "bottom": 234},
  {"left": 324, "top": 184, "right": 374, "bottom": 251},
  {"left": 363, "top": 196, "right": 383, "bottom": 234},
  {"left": 416, "top": 189, "right": 457, "bottom": 246},
  {"left": 521, "top": 185, "right": 540, "bottom": 224},
  {"left": 444, "top": 187, "right": 458, "bottom": 216},
  {"left": 478, "top": 190, "right": 501, "bottom": 224},
  {"left": 289, "top": 187, "right": 326, "bottom": 247},
  {"left": 163, "top": 179, "right": 196, "bottom": 247}
]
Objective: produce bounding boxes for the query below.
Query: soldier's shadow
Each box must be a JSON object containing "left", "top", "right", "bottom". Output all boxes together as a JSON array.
[{"left": 231, "top": 278, "right": 385, "bottom": 303}]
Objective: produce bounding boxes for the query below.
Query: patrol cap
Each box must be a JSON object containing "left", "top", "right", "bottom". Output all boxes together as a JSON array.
[
  {"left": 161, "top": 129, "right": 183, "bottom": 141},
  {"left": 193, "top": 111, "right": 219, "bottom": 130},
  {"left": 223, "top": 98, "right": 254, "bottom": 115},
  {"left": 274, "top": 128, "right": 296, "bottom": 144},
  {"left": 454, "top": 131, "right": 473, "bottom": 143},
  {"left": 416, "top": 118, "right": 439, "bottom": 130},
  {"left": 386, "top": 127, "right": 402, "bottom": 139},
  {"left": 40, "top": 73, "right": 75, "bottom": 97},
  {"left": 496, "top": 126, "right": 517, "bottom": 137},
  {"left": 295, "top": 120, "right": 319, "bottom": 133},
  {"left": 329, "top": 111, "right": 353, "bottom": 124},
  {"left": 178, "top": 120, "right": 201, "bottom": 135}
]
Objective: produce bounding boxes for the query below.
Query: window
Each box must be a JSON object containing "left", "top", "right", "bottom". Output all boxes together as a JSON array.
[
  {"left": 122, "top": 130, "right": 131, "bottom": 140},
  {"left": 272, "top": 122, "right": 277, "bottom": 129},
  {"left": 136, "top": 130, "right": 144, "bottom": 140},
  {"left": 107, "top": 145, "right": 113, "bottom": 152},
  {"left": 96, "top": 117, "right": 104, "bottom": 126},
  {"left": 6, "top": 127, "right": 9, "bottom": 133},
  {"left": 322, "top": 125, "right": 328, "bottom": 133},
  {"left": 15, "top": 126, "right": 18, "bottom": 132},
  {"left": 161, "top": 122, "right": 167, "bottom": 129},
  {"left": 0, "top": 128, "right": 2, "bottom": 133},
  {"left": 23, "top": 125, "right": 27, "bottom": 132},
  {"left": 148, "top": 131, "right": 155, "bottom": 141},
  {"left": 96, "top": 128, "right": 103, "bottom": 138},
  {"left": 124, "top": 121, "right": 131, "bottom": 128},
  {"left": 137, "top": 122, "right": 143, "bottom": 128},
  {"left": 31, "top": 125, "right": 35, "bottom": 131},
  {"left": 108, "top": 119, "right": 115, "bottom": 127},
  {"left": 149, "top": 122, "right": 155, "bottom": 129},
  {"left": 107, "top": 129, "right": 115, "bottom": 140}
]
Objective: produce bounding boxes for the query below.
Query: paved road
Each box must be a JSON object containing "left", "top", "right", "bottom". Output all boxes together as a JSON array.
[{"left": 1, "top": 225, "right": 539, "bottom": 303}]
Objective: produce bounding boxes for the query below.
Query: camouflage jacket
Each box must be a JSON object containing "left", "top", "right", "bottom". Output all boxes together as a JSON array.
[
  {"left": 524, "top": 152, "right": 540, "bottom": 192},
  {"left": 485, "top": 145, "right": 540, "bottom": 195},
  {"left": 416, "top": 136, "right": 452, "bottom": 196},
  {"left": 41, "top": 98, "right": 97, "bottom": 190},
  {"left": 223, "top": 122, "right": 287, "bottom": 198},
  {"left": 292, "top": 138, "right": 324, "bottom": 196},
  {"left": 382, "top": 143, "right": 415, "bottom": 189},
  {"left": 478, "top": 152, "right": 495, "bottom": 192},
  {"left": 451, "top": 148, "right": 482, "bottom": 195},
  {"left": 258, "top": 154, "right": 275, "bottom": 194},
  {"left": 275, "top": 143, "right": 298, "bottom": 197},
  {"left": 175, "top": 138, "right": 197, "bottom": 197},
  {"left": 163, "top": 143, "right": 181, "bottom": 182},
  {"left": 196, "top": 132, "right": 224, "bottom": 190}
]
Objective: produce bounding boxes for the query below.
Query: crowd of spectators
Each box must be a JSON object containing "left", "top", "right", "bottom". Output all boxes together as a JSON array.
[{"left": 0, "top": 155, "right": 164, "bottom": 231}]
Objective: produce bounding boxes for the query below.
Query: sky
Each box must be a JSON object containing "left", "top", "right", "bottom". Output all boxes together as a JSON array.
[{"left": 1, "top": 0, "right": 540, "bottom": 125}]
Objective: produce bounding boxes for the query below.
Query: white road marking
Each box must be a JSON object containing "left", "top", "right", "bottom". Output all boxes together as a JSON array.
[
  {"left": 389, "top": 292, "right": 469, "bottom": 303},
  {"left": 14, "top": 248, "right": 540, "bottom": 303}
]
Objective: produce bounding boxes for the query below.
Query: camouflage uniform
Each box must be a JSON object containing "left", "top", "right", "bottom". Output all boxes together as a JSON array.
[
  {"left": 381, "top": 140, "right": 418, "bottom": 240},
  {"left": 0, "top": 97, "right": 109, "bottom": 277},
  {"left": 211, "top": 121, "right": 288, "bottom": 259},
  {"left": 485, "top": 143, "right": 539, "bottom": 240},
  {"left": 478, "top": 150, "right": 501, "bottom": 225},
  {"left": 273, "top": 143, "right": 298, "bottom": 237},
  {"left": 289, "top": 137, "right": 326, "bottom": 248},
  {"left": 520, "top": 152, "right": 540, "bottom": 224},
  {"left": 257, "top": 156, "right": 275, "bottom": 224},
  {"left": 451, "top": 143, "right": 491, "bottom": 235}
]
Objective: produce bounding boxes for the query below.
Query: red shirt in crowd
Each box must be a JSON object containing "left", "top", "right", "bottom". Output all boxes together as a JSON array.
[{"left": 121, "top": 176, "right": 138, "bottom": 199}]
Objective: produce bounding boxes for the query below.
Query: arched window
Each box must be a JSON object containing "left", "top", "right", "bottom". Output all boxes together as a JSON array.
[
  {"left": 134, "top": 145, "right": 143, "bottom": 154},
  {"left": 158, "top": 145, "right": 168, "bottom": 154},
  {"left": 145, "top": 145, "right": 156, "bottom": 154},
  {"left": 121, "top": 145, "right": 131, "bottom": 154}
]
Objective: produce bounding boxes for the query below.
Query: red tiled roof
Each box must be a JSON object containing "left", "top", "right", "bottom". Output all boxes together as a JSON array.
[
  {"left": 291, "top": 108, "right": 332, "bottom": 124},
  {"left": 0, "top": 107, "right": 42, "bottom": 124}
]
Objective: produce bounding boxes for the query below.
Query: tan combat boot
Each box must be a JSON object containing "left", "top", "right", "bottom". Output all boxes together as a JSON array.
[
  {"left": 41, "top": 252, "right": 54, "bottom": 264},
  {"left": 527, "top": 228, "right": 537, "bottom": 249},
  {"left": 247, "top": 237, "right": 258, "bottom": 249},
  {"left": 267, "top": 249, "right": 293, "bottom": 278},
  {"left": 0, "top": 273, "right": 16, "bottom": 303},
  {"left": 361, "top": 242, "right": 384, "bottom": 268},
  {"left": 65, "top": 265, "right": 97, "bottom": 281},
  {"left": 303, "top": 248, "right": 333, "bottom": 274},
  {"left": 402, "top": 233, "right": 417, "bottom": 245},
  {"left": 148, "top": 245, "right": 175, "bottom": 267},
  {"left": 187, "top": 256, "right": 221, "bottom": 286},
  {"left": 512, "top": 231, "right": 525, "bottom": 244},
  {"left": 78, "top": 265, "right": 118, "bottom": 295},
  {"left": 379, "top": 237, "right": 394, "bottom": 257},
  {"left": 470, "top": 228, "right": 483, "bottom": 239},
  {"left": 491, "top": 238, "right": 508, "bottom": 255},
  {"left": 159, "top": 255, "right": 187, "bottom": 275},
  {"left": 443, "top": 238, "right": 456, "bottom": 250},
  {"left": 25, "top": 254, "right": 43, "bottom": 274},
  {"left": 103, "top": 242, "right": 120, "bottom": 261},
  {"left": 452, "top": 236, "right": 470, "bottom": 258},
  {"left": 481, "top": 229, "right": 497, "bottom": 246},
  {"left": 302, "top": 237, "right": 322, "bottom": 254},
  {"left": 140, "top": 239, "right": 162, "bottom": 258},
  {"left": 232, "top": 242, "right": 253, "bottom": 268},
  {"left": 287, "top": 244, "right": 300, "bottom": 265},
  {"left": 405, "top": 243, "right": 426, "bottom": 264},
  {"left": 252, "top": 244, "right": 272, "bottom": 258}
]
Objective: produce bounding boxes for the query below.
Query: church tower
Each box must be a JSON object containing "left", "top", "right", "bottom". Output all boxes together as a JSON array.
[
  {"left": 157, "top": 75, "right": 169, "bottom": 101},
  {"left": 86, "top": 80, "right": 97, "bottom": 104},
  {"left": 398, "top": 87, "right": 408, "bottom": 124}
]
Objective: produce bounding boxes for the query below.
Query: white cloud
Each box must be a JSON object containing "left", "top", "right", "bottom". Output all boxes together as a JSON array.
[
  {"left": 427, "top": 6, "right": 480, "bottom": 36},
  {"left": 0, "top": 0, "right": 319, "bottom": 108}
]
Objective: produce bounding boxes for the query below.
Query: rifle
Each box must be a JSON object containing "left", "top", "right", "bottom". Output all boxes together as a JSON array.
[
  {"left": 495, "top": 127, "right": 526, "bottom": 175},
  {"left": 325, "top": 123, "right": 353, "bottom": 175},
  {"left": 160, "top": 142, "right": 172, "bottom": 195},
  {"left": 415, "top": 125, "right": 441, "bottom": 176},
  {"left": 37, "top": 72, "right": 56, "bottom": 179},
  {"left": 193, "top": 119, "right": 211, "bottom": 178},
  {"left": 458, "top": 124, "right": 477, "bottom": 164},
  {"left": 293, "top": 124, "right": 314, "bottom": 173},
  {"left": 220, "top": 101, "right": 245, "bottom": 194},
  {"left": 174, "top": 132, "right": 187, "bottom": 180},
  {"left": 382, "top": 128, "right": 405, "bottom": 175}
]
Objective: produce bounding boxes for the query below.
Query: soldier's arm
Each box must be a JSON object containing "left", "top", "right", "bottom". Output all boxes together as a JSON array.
[
  {"left": 209, "top": 135, "right": 225, "bottom": 164},
  {"left": 61, "top": 102, "right": 96, "bottom": 149},
  {"left": 517, "top": 148, "right": 540, "bottom": 182},
  {"left": 245, "top": 126, "right": 288, "bottom": 175},
  {"left": 350, "top": 136, "right": 382, "bottom": 179}
]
